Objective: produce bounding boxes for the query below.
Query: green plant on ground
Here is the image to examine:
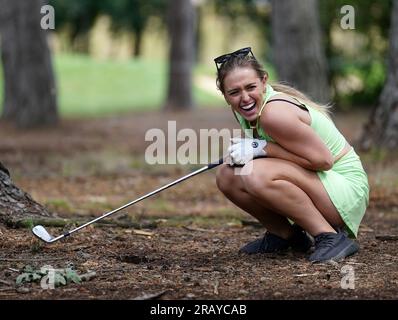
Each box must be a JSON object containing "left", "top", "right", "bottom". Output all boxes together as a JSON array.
[{"left": 16, "top": 265, "right": 95, "bottom": 287}]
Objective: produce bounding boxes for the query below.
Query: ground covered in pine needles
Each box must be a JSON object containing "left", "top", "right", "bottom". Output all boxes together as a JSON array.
[{"left": 0, "top": 109, "right": 397, "bottom": 300}]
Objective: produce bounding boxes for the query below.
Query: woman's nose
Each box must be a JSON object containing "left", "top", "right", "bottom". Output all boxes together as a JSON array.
[{"left": 241, "top": 91, "right": 250, "bottom": 102}]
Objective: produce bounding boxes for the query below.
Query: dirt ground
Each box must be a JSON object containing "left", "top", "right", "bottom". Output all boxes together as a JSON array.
[{"left": 0, "top": 109, "right": 397, "bottom": 300}]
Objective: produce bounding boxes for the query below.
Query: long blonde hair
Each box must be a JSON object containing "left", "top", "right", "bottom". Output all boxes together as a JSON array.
[{"left": 216, "top": 54, "right": 332, "bottom": 117}]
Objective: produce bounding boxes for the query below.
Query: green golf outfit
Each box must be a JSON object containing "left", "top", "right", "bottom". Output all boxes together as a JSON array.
[{"left": 234, "top": 84, "right": 369, "bottom": 238}]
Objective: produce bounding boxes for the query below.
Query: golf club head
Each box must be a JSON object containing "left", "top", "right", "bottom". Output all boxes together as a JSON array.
[{"left": 32, "top": 225, "right": 54, "bottom": 243}]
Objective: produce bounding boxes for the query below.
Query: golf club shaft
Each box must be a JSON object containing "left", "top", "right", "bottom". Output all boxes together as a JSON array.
[{"left": 61, "top": 158, "right": 224, "bottom": 238}]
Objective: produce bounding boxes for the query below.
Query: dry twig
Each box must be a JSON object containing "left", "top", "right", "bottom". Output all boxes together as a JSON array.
[{"left": 375, "top": 235, "right": 398, "bottom": 241}]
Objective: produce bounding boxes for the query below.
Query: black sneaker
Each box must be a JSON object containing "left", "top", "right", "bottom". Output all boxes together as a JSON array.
[
  {"left": 239, "top": 224, "right": 313, "bottom": 254},
  {"left": 309, "top": 231, "right": 359, "bottom": 263},
  {"left": 239, "top": 231, "right": 290, "bottom": 254}
]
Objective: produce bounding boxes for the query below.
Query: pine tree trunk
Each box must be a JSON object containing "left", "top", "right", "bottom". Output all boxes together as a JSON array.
[
  {"left": 0, "top": 0, "right": 58, "bottom": 128},
  {"left": 164, "top": 0, "right": 195, "bottom": 111},
  {"left": 0, "top": 162, "right": 52, "bottom": 227},
  {"left": 271, "top": 0, "right": 330, "bottom": 103},
  {"left": 359, "top": 0, "right": 398, "bottom": 151}
]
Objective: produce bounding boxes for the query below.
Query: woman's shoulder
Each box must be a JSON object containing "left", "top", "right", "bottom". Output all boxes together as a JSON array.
[{"left": 261, "top": 94, "right": 310, "bottom": 128}]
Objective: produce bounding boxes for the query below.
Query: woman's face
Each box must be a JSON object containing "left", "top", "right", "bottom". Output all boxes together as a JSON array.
[{"left": 223, "top": 67, "right": 267, "bottom": 122}]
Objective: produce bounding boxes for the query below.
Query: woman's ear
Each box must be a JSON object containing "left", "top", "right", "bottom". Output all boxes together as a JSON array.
[
  {"left": 261, "top": 75, "right": 268, "bottom": 92},
  {"left": 262, "top": 74, "right": 268, "bottom": 85}
]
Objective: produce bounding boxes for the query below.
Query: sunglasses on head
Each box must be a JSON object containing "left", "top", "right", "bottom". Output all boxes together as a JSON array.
[{"left": 214, "top": 47, "right": 256, "bottom": 72}]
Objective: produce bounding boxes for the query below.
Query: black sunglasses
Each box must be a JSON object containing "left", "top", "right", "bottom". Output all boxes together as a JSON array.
[{"left": 214, "top": 47, "right": 256, "bottom": 72}]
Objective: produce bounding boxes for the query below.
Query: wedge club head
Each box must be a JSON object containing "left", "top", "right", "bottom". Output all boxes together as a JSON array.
[{"left": 32, "top": 225, "right": 56, "bottom": 243}]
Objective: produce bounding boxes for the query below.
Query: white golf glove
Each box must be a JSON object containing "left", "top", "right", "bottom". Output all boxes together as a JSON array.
[{"left": 228, "top": 137, "right": 267, "bottom": 165}]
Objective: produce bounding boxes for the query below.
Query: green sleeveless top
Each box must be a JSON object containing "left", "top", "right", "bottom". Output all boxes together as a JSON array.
[{"left": 234, "top": 84, "right": 347, "bottom": 157}]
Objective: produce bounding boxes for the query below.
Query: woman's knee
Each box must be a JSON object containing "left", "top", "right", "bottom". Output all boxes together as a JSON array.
[
  {"left": 240, "top": 160, "right": 277, "bottom": 197},
  {"left": 216, "top": 164, "right": 239, "bottom": 194}
]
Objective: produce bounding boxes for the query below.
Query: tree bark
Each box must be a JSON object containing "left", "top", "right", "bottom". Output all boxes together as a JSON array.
[
  {"left": 0, "top": 162, "right": 52, "bottom": 227},
  {"left": 0, "top": 0, "right": 58, "bottom": 128},
  {"left": 271, "top": 0, "right": 330, "bottom": 103},
  {"left": 359, "top": 0, "right": 398, "bottom": 151},
  {"left": 164, "top": 0, "right": 195, "bottom": 111}
]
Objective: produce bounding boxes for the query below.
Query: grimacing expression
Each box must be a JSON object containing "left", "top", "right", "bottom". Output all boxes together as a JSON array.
[{"left": 223, "top": 67, "right": 267, "bottom": 122}]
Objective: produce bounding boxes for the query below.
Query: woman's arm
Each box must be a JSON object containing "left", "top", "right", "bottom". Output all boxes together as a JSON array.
[
  {"left": 265, "top": 142, "right": 329, "bottom": 171},
  {"left": 260, "top": 102, "right": 334, "bottom": 171}
]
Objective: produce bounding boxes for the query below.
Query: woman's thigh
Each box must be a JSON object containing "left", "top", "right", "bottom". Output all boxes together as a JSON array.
[{"left": 241, "top": 158, "right": 345, "bottom": 227}]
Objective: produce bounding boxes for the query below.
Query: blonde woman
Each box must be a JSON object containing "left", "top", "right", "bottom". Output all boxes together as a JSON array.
[{"left": 214, "top": 47, "right": 369, "bottom": 262}]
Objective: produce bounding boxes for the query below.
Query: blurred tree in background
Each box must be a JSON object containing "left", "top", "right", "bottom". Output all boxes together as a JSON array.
[
  {"left": 0, "top": 0, "right": 58, "bottom": 128},
  {"left": 0, "top": 0, "right": 396, "bottom": 138},
  {"left": 214, "top": 0, "right": 392, "bottom": 108},
  {"left": 50, "top": 0, "right": 167, "bottom": 57},
  {"left": 164, "top": 0, "right": 195, "bottom": 111},
  {"left": 49, "top": 0, "right": 102, "bottom": 53},
  {"left": 213, "top": 0, "right": 270, "bottom": 60},
  {"left": 319, "top": 0, "right": 392, "bottom": 108},
  {"left": 271, "top": 0, "right": 330, "bottom": 103},
  {"left": 359, "top": 0, "right": 398, "bottom": 151},
  {"left": 101, "top": 0, "right": 167, "bottom": 58}
]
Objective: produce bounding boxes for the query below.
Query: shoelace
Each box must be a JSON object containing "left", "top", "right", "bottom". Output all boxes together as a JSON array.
[{"left": 314, "top": 233, "right": 339, "bottom": 249}]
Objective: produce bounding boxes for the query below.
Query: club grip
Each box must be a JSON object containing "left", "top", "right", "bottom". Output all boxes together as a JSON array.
[{"left": 208, "top": 157, "right": 224, "bottom": 169}]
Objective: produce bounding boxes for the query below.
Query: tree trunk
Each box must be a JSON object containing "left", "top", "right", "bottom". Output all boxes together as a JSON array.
[
  {"left": 164, "top": 0, "right": 195, "bottom": 111},
  {"left": 0, "top": 162, "right": 52, "bottom": 227},
  {"left": 271, "top": 0, "right": 330, "bottom": 103},
  {"left": 0, "top": 0, "right": 58, "bottom": 128},
  {"left": 133, "top": 29, "right": 142, "bottom": 58},
  {"left": 359, "top": 0, "right": 398, "bottom": 151}
]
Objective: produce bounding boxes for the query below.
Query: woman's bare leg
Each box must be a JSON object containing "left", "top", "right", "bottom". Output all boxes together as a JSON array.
[
  {"left": 216, "top": 164, "right": 295, "bottom": 239},
  {"left": 240, "top": 158, "right": 345, "bottom": 236}
]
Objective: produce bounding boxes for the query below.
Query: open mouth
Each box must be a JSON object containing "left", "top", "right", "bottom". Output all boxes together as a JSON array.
[{"left": 240, "top": 102, "right": 256, "bottom": 112}]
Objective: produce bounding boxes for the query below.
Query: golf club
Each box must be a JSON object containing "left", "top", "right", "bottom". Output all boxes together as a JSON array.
[{"left": 32, "top": 157, "right": 224, "bottom": 243}]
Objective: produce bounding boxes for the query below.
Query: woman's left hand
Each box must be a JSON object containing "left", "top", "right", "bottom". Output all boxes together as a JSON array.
[{"left": 228, "top": 137, "right": 267, "bottom": 165}]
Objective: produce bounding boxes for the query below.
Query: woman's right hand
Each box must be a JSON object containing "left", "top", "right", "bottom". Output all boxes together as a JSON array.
[{"left": 228, "top": 137, "right": 267, "bottom": 165}]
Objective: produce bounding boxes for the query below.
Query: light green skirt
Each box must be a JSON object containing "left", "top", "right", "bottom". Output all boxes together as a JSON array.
[{"left": 317, "top": 148, "right": 369, "bottom": 238}]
